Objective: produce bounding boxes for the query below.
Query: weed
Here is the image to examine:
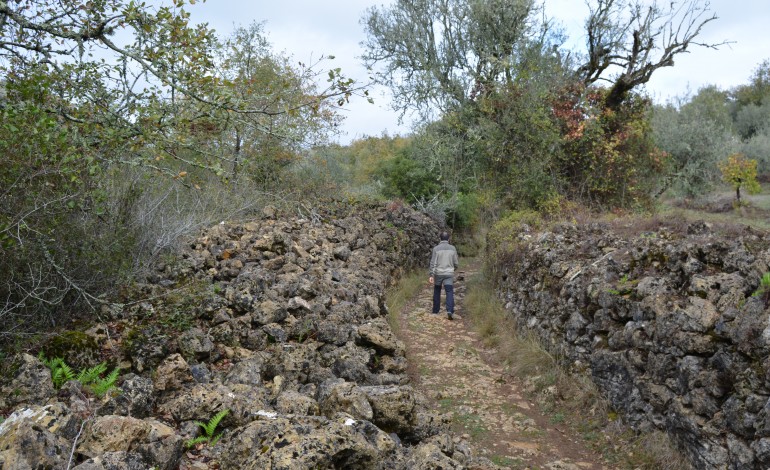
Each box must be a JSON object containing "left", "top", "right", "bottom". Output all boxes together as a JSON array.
[
  {"left": 438, "top": 398, "right": 455, "bottom": 409},
  {"left": 615, "top": 430, "right": 691, "bottom": 470},
  {"left": 550, "top": 412, "right": 566, "bottom": 424},
  {"left": 39, "top": 355, "right": 75, "bottom": 388},
  {"left": 186, "top": 409, "right": 230, "bottom": 448},
  {"left": 752, "top": 272, "right": 770, "bottom": 307},
  {"left": 454, "top": 412, "right": 488, "bottom": 439},
  {"left": 490, "top": 455, "right": 522, "bottom": 467},
  {"left": 159, "top": 309, "right": 194, "bottom": 331}
]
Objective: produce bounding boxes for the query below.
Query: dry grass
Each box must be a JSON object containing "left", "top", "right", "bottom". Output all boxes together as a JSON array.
[
  {"left": 384, "top": 271, "right": 427, "bottom": 334},
  {"left": 624, "top": 430, "right": 692, "bottom": 470},
  {"left": 463, "top": 267, "right": 692, "bottom": 470}
]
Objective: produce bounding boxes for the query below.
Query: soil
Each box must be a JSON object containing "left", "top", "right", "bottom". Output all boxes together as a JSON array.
[{"left": 397, "top": 261, "right": 618, "bottom": 469}]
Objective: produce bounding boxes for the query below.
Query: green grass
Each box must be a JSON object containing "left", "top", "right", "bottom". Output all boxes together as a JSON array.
[
  {"left": 490, "top": 455, "right": 523, "bottom": 468},
  {"left": 454, "top": 411, "right": 488, "bottom": 439},
  {"left": 549, "top": 412, "right": 566, "bottom": 424}
]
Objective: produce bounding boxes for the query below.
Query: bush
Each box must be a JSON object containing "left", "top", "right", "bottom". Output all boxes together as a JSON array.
[
  {"left": 486, "top": 209, "right": 544, "bottom": 264},
  {"left": 377, "top": 153, "right": 441, "bottom": 203}
]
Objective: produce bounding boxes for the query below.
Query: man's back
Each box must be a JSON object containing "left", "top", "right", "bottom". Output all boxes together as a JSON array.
[{"left": 430, "top": 240, "right": 459, "bottom": 277}]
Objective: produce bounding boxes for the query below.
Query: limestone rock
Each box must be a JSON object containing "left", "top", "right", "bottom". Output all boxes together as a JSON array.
[
  {"left": 0, "top": 405, "right": 74, "bottom": 469},
  {"left": 361, "top": 385, "right": 417, "bottom": 435},
  {"left": 78, "top": 416, "right": 182, "bottom": 470},
  {"left": 178, "top": 328, "right": 214, "bottom": 360},
  {"left": 99, "top": 374, "right": 154, "bottom": 418},
  {"left": 357, "top": 319, "right": 405, "bottom": 356},
  {"left": 153, "top": 354, "right": 193, "bottom": 393},
  {"left": 317, "top": 379, "right": 374, "bottom": 421},
  {"left": 217, "top": 415, "right": 392, "bottom": 469},
  {"left": 488, "top": 219, "right": 770, "bottom": 468},
  {"left": 72, "top": 451, "right": 147, "bottom": 470},
  {"left": 0, "top": 353, "right": 55, "bottom": 408}
]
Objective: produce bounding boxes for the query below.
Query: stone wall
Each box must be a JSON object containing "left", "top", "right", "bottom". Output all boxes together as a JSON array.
[
  {"left": 0, "top": 202, "right": 495, "bottom": 469},
  {"left": 491, "top": 219, "right": 770, "bottom": 469}
]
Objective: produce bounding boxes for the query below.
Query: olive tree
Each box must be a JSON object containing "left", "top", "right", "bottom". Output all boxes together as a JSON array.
[
  {"left": 652, "top": 87, "right": 738, "bottom": 196},
  {"left": 361, "top": 0, "right": 544, "bottom": 120}
]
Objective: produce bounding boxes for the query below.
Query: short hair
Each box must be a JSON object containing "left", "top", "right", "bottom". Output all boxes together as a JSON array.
[{"left": 440, "top": 231, "right": 450, "bottom": 241}]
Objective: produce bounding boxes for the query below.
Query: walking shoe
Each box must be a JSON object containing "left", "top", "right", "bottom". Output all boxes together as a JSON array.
[{"left": 447, "top": 312, "right": 453, "bottom": 320}]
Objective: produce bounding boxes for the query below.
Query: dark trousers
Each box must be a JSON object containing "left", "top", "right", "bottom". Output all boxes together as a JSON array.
[{"left": 432, "top": 280, "right": 454, "bottom": 314}]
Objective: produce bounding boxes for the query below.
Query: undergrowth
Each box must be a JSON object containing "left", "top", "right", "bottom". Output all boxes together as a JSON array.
[
  {"left": 463, "top": 268, "right": 691, "bottom": 470},
  {"left": 39, "top": 354, "right": 120, "bottom": 397}
]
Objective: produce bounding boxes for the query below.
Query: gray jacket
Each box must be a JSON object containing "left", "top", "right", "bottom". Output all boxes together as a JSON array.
[{"left": 429, "top": 241, "right": 459, "bottom": 277}]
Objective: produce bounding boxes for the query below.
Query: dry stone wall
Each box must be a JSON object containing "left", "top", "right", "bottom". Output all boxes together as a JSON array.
[
  {"left": 0, "top": 202, "right": 496, "bottom": 469},
  {"left": 491, "top": 220, "right": 770, "bottom": 469}
]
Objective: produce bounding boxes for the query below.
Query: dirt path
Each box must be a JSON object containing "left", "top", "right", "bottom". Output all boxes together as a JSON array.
[{"left": 397, "top": 262, "right": 614, "bottom": 469}]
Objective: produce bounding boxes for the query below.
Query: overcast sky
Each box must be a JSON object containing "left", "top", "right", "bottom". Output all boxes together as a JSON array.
[{"left": 185, "top": 0, "right": 770, "bottom": 144}]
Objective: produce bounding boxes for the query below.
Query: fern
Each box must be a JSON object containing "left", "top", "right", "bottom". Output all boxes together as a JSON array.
[
  {"left": 89, "top": 367, "right": 120, "bottom": 397},
  {"left": 76, "top": 362, "right": 108, "bottom": 385},
  {"left": 185, "top": 436, "right": 210, "bottom": 448},
  {"left": 185, "top": 409, "right": 230, "bottom": 449},
  {"left": 39, "top": 354, "right": 76, "bottom": 388},
  {"left": 38, "top": 354, "right": 120, "bottom": 395},
  {"left": 52, "top": 362, "right": 76, "bottom": 388}
]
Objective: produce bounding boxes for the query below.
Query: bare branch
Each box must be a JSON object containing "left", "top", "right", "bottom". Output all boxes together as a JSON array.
[{"left": 577, "top": 0, "right": 729, "bottom": 109}]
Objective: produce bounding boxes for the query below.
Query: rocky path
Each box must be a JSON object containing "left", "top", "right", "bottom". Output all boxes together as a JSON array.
[{"left": 397, "top": 262, "right": 612, "bottom": 469}]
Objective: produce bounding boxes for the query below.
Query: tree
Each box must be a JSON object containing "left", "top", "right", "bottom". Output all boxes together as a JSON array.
[
  {"left": 719, "top": 153, "right": 761, "bottom": 203},
  {"left": 0, "top": 0, "right": 360, "bottom": 339},
  {"left": 732, "top": 59, "right": 770, "bottom": 108},
  {"left": 577, "top": 0, "right": 725, "bottom": 110},
  {"left": 208, "top": 22, "right": 342, "bottom": 183},
  {"left": 553, "top": 85, "right": 667, "bottom": 207},
  {"left": 361, "top": 0, "right": 546, "bottom": 120},
  {"left": 652, "top": 86, "right": 738, "bottom": 196}
]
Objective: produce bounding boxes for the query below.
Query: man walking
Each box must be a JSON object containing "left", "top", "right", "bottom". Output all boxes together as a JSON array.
[{"left": 429, "top": 231, "right": 459, "bottom": 319}]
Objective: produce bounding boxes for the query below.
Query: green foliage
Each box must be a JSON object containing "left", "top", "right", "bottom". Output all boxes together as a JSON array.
[
  {"left": 487, "top": 209, "right": 544, "bottom": 261},
  {"left": 719, "top": 153, "right": 761, "bottom": 202},
  {"left": 752, "top": 272, "right": 770, "bottom": 307},
  {"left": 377, "top": 153, "right": 441, "bottom": 203},
  {"left": 39, "top": 354, "right": 120, "bottom": 397},
  {"left": 0, "top": 1, "right": 357, "bottom": 350},
  {"left": 39, "top": 355, "right": 76, "bottom": 389},
  {"left": 90, "top": 368, "right": 121, "bottom": 397},
  {"left": 186, "top": 409, "right": 230, "bottom": 448},
  {"left": 362, "top": 0, "right": 543, "bottom": 118},
  {"left": 652, "top": 87, "right": 738, "bottom": 196},
  {"left": 553, "top": 86, "right": 666, "bottom": 208},
  {"left": 732, "top": 59, "right": 770, "bottom": 109},
  {"left": 446, "top": 192, "right": 481, "bottom": 230},
  {"left": 76, "top": 363, "right": 109, "bottom": 386}
]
